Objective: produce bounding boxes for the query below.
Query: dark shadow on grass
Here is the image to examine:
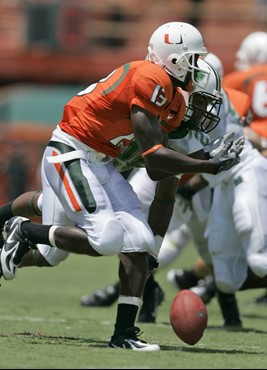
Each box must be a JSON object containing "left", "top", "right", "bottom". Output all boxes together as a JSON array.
[
  {"left": 155, "top": 344, "right": 262, "bottom": 354},
  {"left": 0, "top": 332, "right": 108, "bottom": 348},
  {"left": 177, "top": 347, "right": 262, "bottom": 355},
  {"left": 160, "top": 321, "right": 172, "bottom": 326},
  {"left": 159, "top": 321, "right": 267, "bottom": 336},
  {"left": 242, "top": 313, "right": 267, "bottom": 319},
  {"left": 207, "top": 325, "right": 267, "bottom": 334},
  {"left": 1, "top": 331, "right": 264, "bottom": 353}
]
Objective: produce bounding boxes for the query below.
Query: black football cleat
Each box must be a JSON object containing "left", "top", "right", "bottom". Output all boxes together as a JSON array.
[
  {"left": 217, "top": 290, "right": 242, "bottom": 328},
  {"left": 80, "top": 282, "right": 120, "bottom": 307},
  {"left": 0, "top": 217, "right": 35, "bottom": 280},
  {"left": 167, "top": 268, "right": 199, "bottom": 290},
  {"left": 190, "top": 275, "right": 217, "bottom": 304},
  {"left": 108, "top": 327, "right": 160, "bottom": 351}
]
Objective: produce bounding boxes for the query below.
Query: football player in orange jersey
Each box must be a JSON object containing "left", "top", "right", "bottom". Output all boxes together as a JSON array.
[
  {"left": 0, "top": 22, "right": 242, "bottom": 351},
  {"left": 223, "top": 31, "right": 267, "bottom": 157}
]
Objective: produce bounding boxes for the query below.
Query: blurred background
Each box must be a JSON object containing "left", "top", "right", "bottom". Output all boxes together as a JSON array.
[{"left": 0, "top": 0, "right": 266, "bottom": 203}]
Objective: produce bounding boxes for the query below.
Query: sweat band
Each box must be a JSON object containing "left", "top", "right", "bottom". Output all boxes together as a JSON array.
[
  {"left": 141, "top": 144, "right": 163, "bottom": 158},
  {"left": 48, "top": 226, "right": 59, "bottom": 248},
  {"left": 29, "top": 190, "right": 42, "bottom": 216},
  {"left": 118, "top": 295, "right": 142, "bottom": 307}
]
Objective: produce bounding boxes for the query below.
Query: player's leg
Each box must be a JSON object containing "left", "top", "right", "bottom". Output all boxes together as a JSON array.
[
  {"left": 136, "top": 174, "right": 180, "bottom": 323},
  {"left": 233, "top": 158, "right": 267, "bottom": 295},
  {"left": 0, "top": 147, "right": 125, "bottom": 280},
  {"left": 166, "top": 209, "right": 216, "bottom": 304},
  {"left": 79, "top": 168, "right": 160, "bottom": 311},
  {"left": 207, "top": 184, "right": 245, "bottom": 327},
  {"left": 217, "top": 290, "right": 242, "bottom": 327},
  {"left": 97, "top": 166, "right": 160, "bottom": 350},
  {"left": 186, "top": 215, "right": 216, "bottom": 304},
  {"left": 0, "top": 190, "right": 42, "bottom": 245},
  {"left": 1, "top": 149, "right": 160, "bottom": 350},
  {"left": 0, "top": 190, "right": 41, "bottom": 226},
  {"left": 237, "top": 161, "right": 267, "bottom": 279},
  {"left": 19, "top": 190, "right": 71, "bottom": 268},
  {"left": 137, "top": 273, "right": 165, "bottom": 323},
  {"left": 166, "top": 220, "right": 204, "bottom": 291},
  {"left": 166, "top": 186, "right": 213, "bottom": 296},
  {"left": 0, "top": 190, "right": 43, "bottom": 277}
]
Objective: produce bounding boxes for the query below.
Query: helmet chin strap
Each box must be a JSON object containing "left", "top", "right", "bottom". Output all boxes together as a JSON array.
[{"left": 170, "top": 72, "right": 191, "bottom": 90}]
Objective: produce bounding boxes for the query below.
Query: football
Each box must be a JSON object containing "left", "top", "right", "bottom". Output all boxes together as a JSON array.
[{"left": 170, "top": 289, "right": 208, "bottom": 345}]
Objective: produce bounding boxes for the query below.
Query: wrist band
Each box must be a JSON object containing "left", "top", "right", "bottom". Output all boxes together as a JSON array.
[
  {"left": 29, "top": 190, "right": 42, "bottom": 216},
  {"left": 141, "top": 144, "right": 163, "bottom": 158},
  {"left": 177, "top": 181, "right": 196, "bottom": 200}
]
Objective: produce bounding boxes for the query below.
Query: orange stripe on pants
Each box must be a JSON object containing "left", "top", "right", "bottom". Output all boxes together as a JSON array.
[{"left": 52, "top": 150, "right": 82, "bottom": 212}]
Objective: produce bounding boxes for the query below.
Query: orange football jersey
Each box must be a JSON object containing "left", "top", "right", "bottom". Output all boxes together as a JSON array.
[
  {"left": 223, "top": 64, "right": 267, "bottom": 137},
  {"left": 59, "top": 60, "right": 186, "bottom": 157},
  {"left": 223, "top": 87, "right": 251, "bottom": 118}
]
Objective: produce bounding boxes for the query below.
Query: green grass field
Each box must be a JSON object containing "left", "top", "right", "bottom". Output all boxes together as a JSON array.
[{"left": 1, "top": 242, "right": 267, "bottom": 369}]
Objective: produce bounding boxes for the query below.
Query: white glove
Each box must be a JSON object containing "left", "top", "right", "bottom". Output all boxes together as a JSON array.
[
  {"left": 232, "top": 136, "right": 245, "bottom": 156},
  {"left": 204, "top": 132, "right": 235, "bottom": 159},
  {"left": 211, "top": 136, "right": 245, "bottom": 174}
]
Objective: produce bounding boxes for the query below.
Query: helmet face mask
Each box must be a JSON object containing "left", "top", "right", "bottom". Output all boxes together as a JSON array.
[
  {"left": 147, "top": 22, "right": 209, "bottom": 87},
  {"left": 183, "top": 91, "right": 222, "bottom": 133},
  {"left": 182, "top": 59, "right": 223, "bottom": 133}
]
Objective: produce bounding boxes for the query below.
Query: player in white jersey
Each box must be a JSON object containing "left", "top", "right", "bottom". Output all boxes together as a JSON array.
[
  {"left": 223, "top": 31, "right": 267, "bottom": 305},
  {"left": 82, "top": 57, "right": 267, "bottom": 327},
  {"left": 166, "top": 58, "right": 267, "bottom": 325}
]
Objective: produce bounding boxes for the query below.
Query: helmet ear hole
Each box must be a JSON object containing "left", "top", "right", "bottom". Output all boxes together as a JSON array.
[{"left": 172, "top": 58, "right": 178, "bottom": 64}]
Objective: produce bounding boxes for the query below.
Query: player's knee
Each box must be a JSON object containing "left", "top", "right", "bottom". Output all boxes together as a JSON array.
[
  {"left": 96, "top": 219, "right": 124, "bottom": 256},
  {"left": 247, "top": 254, "right": 267, "bottom": 278},
  {"left": 215, "top": 279, "right": 237, "bottom": 294},
  {"left": 38, "top": 245, "right": 69, "bottom": 266}
]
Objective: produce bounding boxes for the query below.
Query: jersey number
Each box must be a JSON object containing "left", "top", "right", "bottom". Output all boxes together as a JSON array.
[
  {"left": 150, "top": 84, "right": 167, "bottom": 106},
  {"left": 253, "top": 81, "right": 267, "bottom": 117}
]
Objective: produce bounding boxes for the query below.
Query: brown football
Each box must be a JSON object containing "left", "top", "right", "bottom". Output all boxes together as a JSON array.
[{"left": 170, "top": 289, "right": 208, "bottom": 345}]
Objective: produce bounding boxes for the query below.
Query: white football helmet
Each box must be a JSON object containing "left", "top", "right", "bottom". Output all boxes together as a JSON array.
[
  {"left": 204, "top": 52, "right": 224, "bottom": 78},
  {"left": 235, "top": 31, "right": 267, "bottom": 71},
  {"left": 183, "top": 59, "right": 223, "bottom": 133},
  {"left": 147, "top": 22, "right": 208, "bottom": 87}
]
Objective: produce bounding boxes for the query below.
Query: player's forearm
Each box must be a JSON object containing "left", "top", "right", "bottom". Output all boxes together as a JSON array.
[
  {"left": 148, "top": 176, "right": 178, "bottom": 238},
  {"left": 144, "top": 147, "right": 218, "bottom": 180},
  {"left": 187, "top": 148, "right": 207, "bottom": 160},
  {"left": 148, "top": 198, "right": 175, "bottom": 237}
]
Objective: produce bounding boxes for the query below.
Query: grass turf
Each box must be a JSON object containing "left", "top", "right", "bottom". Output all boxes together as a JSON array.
[{"left": 0, "top": 242, "right": 267, "bottom": 369}]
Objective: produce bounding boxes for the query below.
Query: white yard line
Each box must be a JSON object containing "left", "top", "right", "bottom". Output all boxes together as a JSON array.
[{"left": 0, "top": 315, "right": 66, "bottom": 323}]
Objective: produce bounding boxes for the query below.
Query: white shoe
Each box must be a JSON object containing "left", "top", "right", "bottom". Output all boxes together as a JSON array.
[
  {"left": 0, "top": 217, "right": 32, "bottom": 280},
  {"left": 108, "top": 327, "right": 160, "bottom": 352}
]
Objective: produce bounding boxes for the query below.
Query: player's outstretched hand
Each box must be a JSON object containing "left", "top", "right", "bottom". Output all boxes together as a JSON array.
[
  {"left": 233, "top": 136, "right": 245, "bottom": 156},
  {"left": 204, "top": 132, "right": 235, "bottom": 159},
  {"left": 211, "top": 135, "right": 245, "bottom": 174}
]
